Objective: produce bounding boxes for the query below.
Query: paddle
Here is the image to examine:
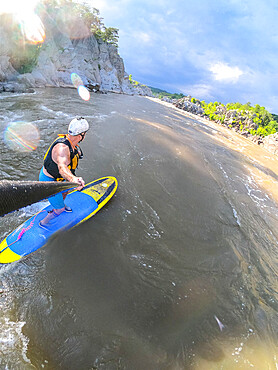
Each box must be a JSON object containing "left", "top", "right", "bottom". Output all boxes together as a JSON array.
[{"left": 0, "top": 180, "right": 79, "bottom": 217}]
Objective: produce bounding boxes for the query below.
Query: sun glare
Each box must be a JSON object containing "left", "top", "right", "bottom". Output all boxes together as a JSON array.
[
  {"left": 16, "top": 11, "right": 45, "bottom": 44},
  {"left": 0, "top": 0, "right": 45, "bottom": 44}
]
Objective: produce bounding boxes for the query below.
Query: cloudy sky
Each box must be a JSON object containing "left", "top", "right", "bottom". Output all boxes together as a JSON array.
[{"left": 91, "top": 0, "right": 278, "bottom": 112}]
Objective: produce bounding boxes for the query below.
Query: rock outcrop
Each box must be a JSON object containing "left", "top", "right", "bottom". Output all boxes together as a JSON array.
[
  {"left": 0, "top": 19, "right": 152, "bottom": 96},
  {"left": 174, "top": 96, "right": 204, "bottom": 115},
  {"left": 172, "top": 96, "right": 278, "bottom": 156},
  {"left": 261, "top": 132, "right": 278, "bottom": 155}
]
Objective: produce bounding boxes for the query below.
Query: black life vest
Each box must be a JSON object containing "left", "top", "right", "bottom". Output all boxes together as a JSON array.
[{"left": 43, "top": 135, "right": 83, "bottom": 181}]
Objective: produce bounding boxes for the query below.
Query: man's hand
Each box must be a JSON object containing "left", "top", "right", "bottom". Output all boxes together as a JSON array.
[{"left": 74, "top": 176, "right": 85, "bottom": 191}]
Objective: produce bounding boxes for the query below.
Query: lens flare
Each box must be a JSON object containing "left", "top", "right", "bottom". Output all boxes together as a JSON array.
[
  {"left": 78, "top": 86, "right": 91, "bottom": 101},
  {"left": 4, "top": 122, "right": 40, "bottom": 152},
  {"left": 0, "top": 0, "right": 45, "bottom": 44},
  {"left": 71, "top": 73, "right": 90, "bottom": 101},
  {"left": 16, "top": 12, "right": 45, "bottom": 44},
  {"left": 78, "top": 85, "right": 90, "bottom": 101},
  {"left": 65, "top": 16, "right": 90, "bottom": 39},
  {"left": 71, "top": 73, "right": 84, "bottom": 89}
]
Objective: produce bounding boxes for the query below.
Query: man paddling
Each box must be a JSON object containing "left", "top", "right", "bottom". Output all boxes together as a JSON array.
[{"left": 39, "top": 117, "right": 89, "bottom": 229}]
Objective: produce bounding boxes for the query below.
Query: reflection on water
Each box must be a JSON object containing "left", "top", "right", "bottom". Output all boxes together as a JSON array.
[{"left": 0, "top": 89, "right": 277, "bottom": 369}]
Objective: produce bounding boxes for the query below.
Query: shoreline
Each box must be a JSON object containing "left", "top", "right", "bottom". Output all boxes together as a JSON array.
[
  {"left": 146, "top": 96, "right": 278, "bottom": 204},
  {"left": 146, "top": 96, "right": 278, "bottom": 158},
  {"left": 146, "top": 96, "right": 278, "bottom": 156}
]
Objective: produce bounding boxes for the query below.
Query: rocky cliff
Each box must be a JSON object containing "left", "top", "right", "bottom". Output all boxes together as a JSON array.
[{"left": 0, "top": 14, "right": 152, "bottom": 96}]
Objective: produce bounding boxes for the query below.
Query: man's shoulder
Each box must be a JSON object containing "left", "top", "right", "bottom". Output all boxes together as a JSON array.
[{"left": 52, "top": 142, "right": 70, "bottom": 154}]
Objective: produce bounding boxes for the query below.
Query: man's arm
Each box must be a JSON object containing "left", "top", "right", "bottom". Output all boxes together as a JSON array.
[{"left": 52, "top": 143, "right": 85, "bottom": 189}]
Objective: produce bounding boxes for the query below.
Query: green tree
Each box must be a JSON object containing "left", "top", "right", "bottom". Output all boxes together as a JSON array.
[{"left": 93, "top": 26, "right": 119, "bottom": 46}]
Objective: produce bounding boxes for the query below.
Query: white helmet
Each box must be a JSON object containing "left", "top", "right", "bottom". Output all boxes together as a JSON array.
[{"left": 68, "top": 117, "right": 89, "bottom": 136}]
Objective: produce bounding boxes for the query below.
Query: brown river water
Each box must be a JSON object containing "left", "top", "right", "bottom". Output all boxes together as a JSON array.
[{"left": 0, "top": 88, "right": 277, "bottom": 369}]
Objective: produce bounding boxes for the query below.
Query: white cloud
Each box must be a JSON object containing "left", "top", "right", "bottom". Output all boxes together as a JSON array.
[
  {"left": 137, "top": 31, "right": 152, "bottom": 43},
  {"left": 166, "top": 9, "right": 175, "bottom": 16},
  {"left": 209, "top": 62, "right": 244, "bottom": 83},
  {"left": 178, "top": 83, "right": 214, "bottom": 101}
]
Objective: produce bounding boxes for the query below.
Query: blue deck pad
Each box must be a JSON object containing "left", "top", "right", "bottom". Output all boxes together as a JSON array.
[{"left": 7, "top": 191, "right": 98, "bottom": 256}]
